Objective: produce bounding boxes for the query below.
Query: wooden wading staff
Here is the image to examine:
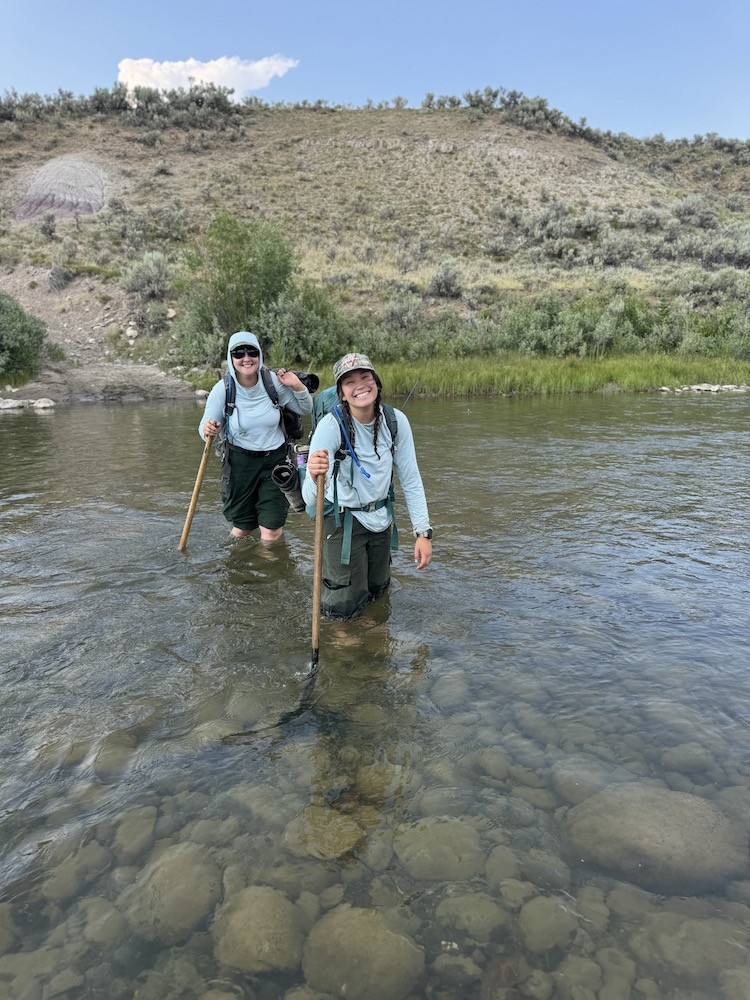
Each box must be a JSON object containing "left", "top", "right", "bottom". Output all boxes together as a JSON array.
[
  {"left": 309, "top": 473, "right": 326, "bottom": 678},
  {"left": 178, "top": 434, "right": 214, "bottom": 551}
]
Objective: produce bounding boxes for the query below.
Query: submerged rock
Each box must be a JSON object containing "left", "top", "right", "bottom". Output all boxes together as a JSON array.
[
  {"left": 302, "top": 904, "right": 424, "bottom": 1000},
  {"left": 113, "top": 804, "right": 157, "bottom": 864},
  {"left": 394, "top": 816, "right": 485, "bottom": 880},
  {"left": 562, "top": 783, "right": 748, "bottom": 893},
  {"left": 213, "top": 885, "right": 306, "bottom": 973},
  {"left": 435, "top": 891, "right": 511, "bottom": 942},
  {"left": 518, "top": 895, "right": 578, "bottom": 953},
  {"left": 629, "top": 912, "right": 750, "bottom": 981},
  {"left": 120, "top": 842, "right": 221, "bottom": 944},
  {"left": 284, "top": 805, "right": 365, "bottom": 860},
  {"left": 41, "top": 840, "right": 112, "bottom": 903},
  {"left": 551, "top": 754, "right": 635, "bottom": 805},
  {"left": 78, "top": 896, "right": 128, "bottom": 948}
]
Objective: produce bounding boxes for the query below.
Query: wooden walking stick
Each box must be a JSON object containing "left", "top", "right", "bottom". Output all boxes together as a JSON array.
[
  {"left": 178, "top": 434, "right": 214, "bottom": 551},
  {"left": 309, "top": 473, "right": 326, "bottom": 678}
]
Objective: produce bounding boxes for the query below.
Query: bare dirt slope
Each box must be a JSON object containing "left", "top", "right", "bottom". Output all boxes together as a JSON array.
[
  {"left": 3, "top": 153, "right": 196, "bottom": 402},
  {"left": 1, "top": 264, "right": 194, "bottom": 404}
]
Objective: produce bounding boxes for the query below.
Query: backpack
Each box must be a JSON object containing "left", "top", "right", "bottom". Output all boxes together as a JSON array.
[{"left": 224, "top": 367, "right": 319, "bottom": 442}]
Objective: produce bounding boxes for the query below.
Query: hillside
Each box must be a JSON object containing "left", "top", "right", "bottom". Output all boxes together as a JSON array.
[{"left": 1, "top": 101, "right": 749, "bottom": 382}]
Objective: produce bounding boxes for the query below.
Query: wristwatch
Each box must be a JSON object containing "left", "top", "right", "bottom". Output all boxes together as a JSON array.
[{"left": 414, "top": 528, "right": 433, "bottom": 540}]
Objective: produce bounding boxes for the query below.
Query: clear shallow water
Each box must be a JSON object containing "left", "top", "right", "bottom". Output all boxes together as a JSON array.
[{"left": 1, "top": 393, "right": 750, "bottom": 998}]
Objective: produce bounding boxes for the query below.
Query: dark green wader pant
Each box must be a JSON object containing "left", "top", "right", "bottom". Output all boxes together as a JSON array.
[
  {"left": 321, "top": 515, "right": 393, "bottom": 619},
  {"left": 221, "top": 443, "right": 289, "bottom": 531}
]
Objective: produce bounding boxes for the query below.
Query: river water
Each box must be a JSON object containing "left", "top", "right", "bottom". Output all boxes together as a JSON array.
[{"left": 1, "top": 393, "right": 750, "bottom": 999}]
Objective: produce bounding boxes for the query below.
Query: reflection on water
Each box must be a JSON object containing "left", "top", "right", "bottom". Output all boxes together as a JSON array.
[{"left": 1, "top": 394, "right": 750, "bottom": 998}]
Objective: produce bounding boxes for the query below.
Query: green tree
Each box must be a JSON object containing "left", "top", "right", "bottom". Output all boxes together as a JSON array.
[
  {"left": 0, "top": 293, "right": 48, "bottom": 381},
  {"left": 175, "top": 213, "right": 294, "bottom": 365}
]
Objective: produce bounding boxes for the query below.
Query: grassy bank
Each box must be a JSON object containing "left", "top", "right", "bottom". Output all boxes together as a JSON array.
[{"left": 311, "top": 354, "right": 750, "bottom": 397}]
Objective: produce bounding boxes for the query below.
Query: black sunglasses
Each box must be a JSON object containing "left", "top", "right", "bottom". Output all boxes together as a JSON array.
[{"left": 231, "top": 346, "right": 260, "bottom": 359}]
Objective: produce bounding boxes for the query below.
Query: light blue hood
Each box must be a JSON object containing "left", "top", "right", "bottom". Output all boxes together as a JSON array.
[{"left": 226, "top": 331, "right": 263, "bottom": 387}]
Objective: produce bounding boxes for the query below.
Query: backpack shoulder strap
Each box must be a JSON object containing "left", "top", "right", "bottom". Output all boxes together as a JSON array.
[
  {"left": 223, "top": 372, "right": 236, "bottom": 422},
  {"left": 383, "top": 404, "right": 398, "bottom": 450},
  {"left": 260, "top": 366, "right": 279, "bottom": 405}
]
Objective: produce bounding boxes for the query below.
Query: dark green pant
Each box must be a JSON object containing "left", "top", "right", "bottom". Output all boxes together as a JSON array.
[
  {"left": 222, "top": 444, "right": 288, "bottom": 531},
  {"left": 322, "top": 515, "right": 392, "bottom": 619}
]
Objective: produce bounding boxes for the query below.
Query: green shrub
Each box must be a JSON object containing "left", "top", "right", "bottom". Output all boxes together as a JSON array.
[
  {"left": 672, "top": 195, "right": 717, "bottom": 229},
  {"left": 384, "top": 294, "right": 423, "bottom": 330},
  {"left": 0, "top": 292, "right": 48, "bottom": 380},
  {"left": 39, "top": 212, "right": 56, "bottom": 240},
  {"left": 253, "top": 283, "right": 350, "bottom": 364},
  {"left": 55, "top": 236, "right": 77, "bottom": 266},
  {"left": 120, "top": 251, "right": 171, "bottom": 303},
  {"left": 427, "top": 260, "right": 463, "bottom": 298},
  {"left": 48, "top": 266, "right": 73, "bottom": 291}
]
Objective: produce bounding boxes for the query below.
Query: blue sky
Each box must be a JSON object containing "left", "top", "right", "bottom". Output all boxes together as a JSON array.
[{"left": 2, "top": 0, "right": 747, "bottom": 139}]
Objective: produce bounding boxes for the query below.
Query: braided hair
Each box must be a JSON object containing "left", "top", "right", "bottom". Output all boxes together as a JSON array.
[{"left": 337, "top": 375, "right": 384, "bottom": 459}]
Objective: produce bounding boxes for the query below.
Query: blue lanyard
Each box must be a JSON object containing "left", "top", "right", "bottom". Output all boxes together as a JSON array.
[{"left": 333, "top": 403, "right": 371, "bottom": 479}]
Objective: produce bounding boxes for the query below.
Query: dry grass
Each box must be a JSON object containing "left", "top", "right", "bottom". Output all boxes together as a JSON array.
[{"left": 0, "top": 107, "right": 748, "bottom": 354}]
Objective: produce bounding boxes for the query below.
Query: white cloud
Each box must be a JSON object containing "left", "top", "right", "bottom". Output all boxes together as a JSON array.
[{"left": 117, "top": 55, "right": 298, "bottom": 100}]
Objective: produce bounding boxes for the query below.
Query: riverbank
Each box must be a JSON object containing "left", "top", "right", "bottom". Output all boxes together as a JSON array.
[
  {"left": 1, "top": 360, "right": 198, "bottom": 405},
  {"left": 350, "top": 354, "right": 750, "bottom": 398},
  {"left": 4, "top": 352, "right": 750, "bottom": 408}
]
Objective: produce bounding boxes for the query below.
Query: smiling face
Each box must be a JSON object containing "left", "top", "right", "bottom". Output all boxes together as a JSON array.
[
  {"left": 230, "top": 344, "right": 260, "bottom": 386},
  {"left": 338, "top": 368, "right": 378, "bottom": 419}
]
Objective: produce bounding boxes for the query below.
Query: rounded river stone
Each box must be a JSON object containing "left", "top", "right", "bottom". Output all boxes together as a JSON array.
[
  {"left": 394, "top": 817, "right": 485, "bottom": 880},
  {"left": 120, "top": 842, "right": 221, "bottom": 944},
  {"left": 213, "top": 885, "right": 305, "bottom": 973},
  {"left": 563, "top": 783, "right": 748, "bottom": 893},
  {"left": 302, "top": 904, "right": 424, "bottom": 1000}
]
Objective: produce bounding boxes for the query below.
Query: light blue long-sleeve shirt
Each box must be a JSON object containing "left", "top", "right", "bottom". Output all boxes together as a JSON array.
[
  {"left": 301, "top": 407, "right": 431, "bottom": 534},
  {"left": 198, "top": 331, "right": 313, "bottom": 451}
]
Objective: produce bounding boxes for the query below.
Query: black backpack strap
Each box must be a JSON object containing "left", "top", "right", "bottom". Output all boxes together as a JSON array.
[
  {"left": 217, "top": 373, "right": 236, "bottom": 495},
  {"left": 260, "top": 366, "right": 280, "bottom": 406},
  {"left": 261, "top": 365, "right": 290, "bottom": 444},
  {"left": 223, "top": 372, "right": 236, "bottom": 423}
]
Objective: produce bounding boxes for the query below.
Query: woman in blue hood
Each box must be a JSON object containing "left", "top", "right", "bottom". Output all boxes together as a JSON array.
[{"left": 199, "top": 332, "right": 313, "bottom": 542}]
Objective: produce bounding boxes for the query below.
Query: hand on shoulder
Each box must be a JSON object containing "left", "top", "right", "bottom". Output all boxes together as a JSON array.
[{"left": 276, "top": 368, "right": 306, "bottom": 392}]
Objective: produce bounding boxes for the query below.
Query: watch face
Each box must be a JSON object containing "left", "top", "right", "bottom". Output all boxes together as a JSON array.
[{"left": 421, "top": 529, "right": 433, "bottom": 540}]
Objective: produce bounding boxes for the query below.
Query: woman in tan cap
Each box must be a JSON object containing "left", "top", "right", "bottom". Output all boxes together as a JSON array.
[{"left": 302, "top": 353, "right": 432, "bottom": 619}]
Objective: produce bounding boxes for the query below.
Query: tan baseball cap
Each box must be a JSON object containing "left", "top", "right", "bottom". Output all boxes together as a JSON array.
[{"left": 333, "top": 352, "right": 377, "bottom": 385}]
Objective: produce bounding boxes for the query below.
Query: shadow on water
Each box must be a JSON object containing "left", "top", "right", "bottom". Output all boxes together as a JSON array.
[{"left": 1, "top": 396, "right": 750, "bottom": 997}]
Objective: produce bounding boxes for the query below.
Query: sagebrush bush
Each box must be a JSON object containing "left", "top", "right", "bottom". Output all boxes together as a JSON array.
[
  {"left": 48, "top": 266, "right": 73, "bottom": 291},
  {"left": 427, "top": 261, "right": 463, "bottom": 298},
  {"left": 384, "top": 294, "right": 423, "bottom": 330},
  {"left": 39, "top": 213, "right": 56, "bottom": 240},
  {"left": 55, "top": 236, "right": 77, "bottom": 267},
  {"left": 0, "top": 292, "right": 48, "bottom": 379},
  {"left": 672, "top": 195, "right": 717, "bottom": 229},
  {"left": 120, "top": 251, "right": 171, "bottom": 303}
]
